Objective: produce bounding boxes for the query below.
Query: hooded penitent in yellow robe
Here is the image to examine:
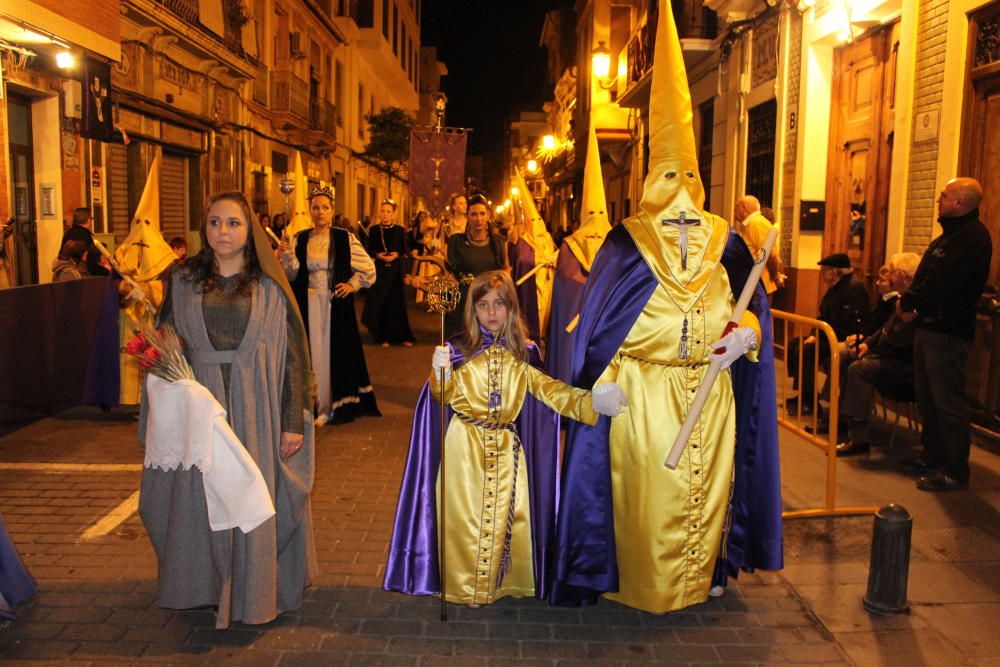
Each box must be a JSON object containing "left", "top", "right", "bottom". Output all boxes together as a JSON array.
[{"left": 555, "top": 0, "right": 759, "bottom": 614}]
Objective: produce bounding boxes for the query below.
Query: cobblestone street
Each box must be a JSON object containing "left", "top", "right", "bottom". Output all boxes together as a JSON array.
[{"left": 1, "top": 304, "right": 997, "bottom": 665}]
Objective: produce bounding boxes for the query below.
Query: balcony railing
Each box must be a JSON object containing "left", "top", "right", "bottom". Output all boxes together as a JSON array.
[
  {"left": 310, "top": 99, "right": 338, "bottom": 137},
  {"left": 253, "top": 62, "right": 268, "bottom": 105},
  {"left": 157, "top": 0, "right": 198, "bottom": 25},
  {"left": 621, "top": 3, "right": 718, "bottom": 95},
  {"left": 270, "top": 70, "right": 310, "bottom": 123}
]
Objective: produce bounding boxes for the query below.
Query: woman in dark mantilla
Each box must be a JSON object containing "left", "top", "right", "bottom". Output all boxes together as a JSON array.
[
  {"left": 139, "top": 191, "right": 316, "bottom": 629},
  {"left": 362, "top": 198, "right": 416, "bottom": 347},
  {"left": 444, "top": 192, "right": 508, "bottom": 338},
  {"left": 280, "top": 186, "right": 381, "bottom": 426}
]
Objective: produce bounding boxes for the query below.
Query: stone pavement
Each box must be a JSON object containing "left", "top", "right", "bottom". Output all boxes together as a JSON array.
[{"left": 0, "top": 302, "right": 997, "bottom": 665}]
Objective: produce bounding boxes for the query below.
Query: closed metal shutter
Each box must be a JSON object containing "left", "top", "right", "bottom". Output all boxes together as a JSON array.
[
  {"left": 107, "top": 143, "right": 130, "bottom": 244},
  {"left": 160, "top": 154, "right": 188, "bottom": 240}
]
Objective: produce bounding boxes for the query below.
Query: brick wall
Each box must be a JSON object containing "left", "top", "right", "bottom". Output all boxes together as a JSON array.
[
  {"left": 32, "top": 0, "right": 120, "bottom": 48},
  {"left": 903, "top": 0, "right": 950, "bottom": 253},
  {"left": 780, "top": 11, "right": 803, "bottom": 267}
]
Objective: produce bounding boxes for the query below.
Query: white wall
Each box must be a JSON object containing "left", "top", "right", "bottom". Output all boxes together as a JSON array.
[{"left": 32, "top": 95, "right": 63, "bottom": 283}]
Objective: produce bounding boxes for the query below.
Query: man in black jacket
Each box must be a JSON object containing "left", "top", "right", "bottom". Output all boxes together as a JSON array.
[
  {"left": 60, "top": 207, "right": 109, "bottom": 277},
  {"left": 836, "top": 252, "right": 921, "bottom": 455},
  {"left": 786, "top": 253, "right": 871, "bottom": 412},
  {"left": 901, "top": 177, "right": 992, "bottom": 490}
]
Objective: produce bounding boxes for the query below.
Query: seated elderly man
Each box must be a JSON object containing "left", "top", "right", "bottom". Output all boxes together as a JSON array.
[
  {"left": 836, "top": 252, "right": 921, "bottom": 456},
  {"left": 786, "top": 253, "right": 871, "bottom": 414}
]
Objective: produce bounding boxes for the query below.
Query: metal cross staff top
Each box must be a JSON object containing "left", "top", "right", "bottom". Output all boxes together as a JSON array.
[{"left": 661, "top": 210, "right": 701, "bottom": 270}]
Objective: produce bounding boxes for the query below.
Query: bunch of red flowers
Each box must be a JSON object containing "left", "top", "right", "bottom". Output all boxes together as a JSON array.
[{"left": 123, "top": 324, "right": 194, "bottom": 381}]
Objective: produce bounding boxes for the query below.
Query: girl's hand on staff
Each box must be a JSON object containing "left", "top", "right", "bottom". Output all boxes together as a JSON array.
[
  {"left": 275, "top": 241, "right": 288, "bottom": 260},
  {"left": 332, "top": 282, "right": 355, "bottom": 298},
  {"left": 280, "top": 432, "right": 304, "bottom": 459},
  {"left": 432, "top": 345, "right": 452, "bottom": 380}
]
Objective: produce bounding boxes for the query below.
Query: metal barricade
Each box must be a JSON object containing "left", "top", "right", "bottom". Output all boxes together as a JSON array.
[{"left": 772, "top": 309, "right": 877, "bottom": 519}]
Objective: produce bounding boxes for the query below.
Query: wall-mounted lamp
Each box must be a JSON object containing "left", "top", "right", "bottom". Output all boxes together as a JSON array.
[
  {"left": 526, "top": 159, "right": 539, "bottom": 174},
  {"left": 55, "top": 50, "right": 75, "bottom": 69},
  {"left": 592, "top": 41, "right": 617, "bottom": 89},
  {"left": 542, "top": 134, "right": 556, "bottom": 150},
  {"left": 510, "top": 186, "right": 520, "bottom": 197}
]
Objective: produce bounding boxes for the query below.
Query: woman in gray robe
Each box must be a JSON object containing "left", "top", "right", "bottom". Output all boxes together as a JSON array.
[{"left": 139, "top": 192, "right": 317, "bottom": 629}]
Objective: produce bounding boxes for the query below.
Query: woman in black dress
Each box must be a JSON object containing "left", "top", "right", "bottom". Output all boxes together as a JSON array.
[
  {"left": 444, "top": 193, "right": 508, "bottom": 337},
  {"left": 280, "top": 186, "right": 380, "bottom": 425},
  {"left": 362, "top": 199, "right": 415, "bottom": 347}
]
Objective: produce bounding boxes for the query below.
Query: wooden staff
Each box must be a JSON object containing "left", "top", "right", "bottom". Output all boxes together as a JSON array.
[
  {"left": 664, "top": 226, "right": 779, "bottom": 470},
  {"left": 425, "top": 274, "right": 460, "bottom": 620},
  {"left": 514, "top": 252, "right": 558, "bottom": 287}
]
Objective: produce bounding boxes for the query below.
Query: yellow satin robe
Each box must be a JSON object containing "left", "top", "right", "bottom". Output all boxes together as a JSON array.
[
  {"left": 431, "top": 344, "right": 598, "bottom": 605},
  {"left": 597, "top": 214, "right": 759, "bottom": 614}
]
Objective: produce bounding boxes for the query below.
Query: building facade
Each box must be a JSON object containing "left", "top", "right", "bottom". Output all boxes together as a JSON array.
[
  {"left": 533, "top": 0, "right": 999, "bottom": 431},
  {"left": 1, "top": 0, "right": 423, "bottom": 286}
]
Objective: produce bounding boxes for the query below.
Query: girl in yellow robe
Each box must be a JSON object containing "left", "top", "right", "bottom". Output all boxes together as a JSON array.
[{"left": 385, "top": 271, "right": 626, "bottom": 606}]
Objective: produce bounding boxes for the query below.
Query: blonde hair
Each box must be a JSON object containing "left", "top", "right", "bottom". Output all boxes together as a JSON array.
[
  {"left": 889, "top": 252, "right": 921, "bottom": 279},
  {"left": 460, "top": 271, "right": 528, "bottom": 362}
]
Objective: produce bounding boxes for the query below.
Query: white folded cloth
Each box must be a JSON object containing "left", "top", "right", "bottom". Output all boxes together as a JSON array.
[{"left": 144, "top": 374, "right": 275, "bottom": 533}]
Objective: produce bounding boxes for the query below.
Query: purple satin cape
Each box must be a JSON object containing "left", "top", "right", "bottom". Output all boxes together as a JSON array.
[
  {"left": 81, "top": 274, "right": 121, "bottom": 407},
  {"left": 383, "top": 333, "right": 561, "bottom": 599},
  {"left": 550, "top": 225, "right": 783, "bottom": 606},
  {"left": 546, "top": 242, "right": 589, "bottom": 384},
  {"left": 0, "top": 512, "right": 36, "bottom": 619},
  {"left": 511, "top": 239, "right": 543, "bottom": 344}
]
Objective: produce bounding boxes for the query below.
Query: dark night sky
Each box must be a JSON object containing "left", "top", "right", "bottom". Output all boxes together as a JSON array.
[{"left": 421, "top": 0, "right": 573, "bottom": 196}]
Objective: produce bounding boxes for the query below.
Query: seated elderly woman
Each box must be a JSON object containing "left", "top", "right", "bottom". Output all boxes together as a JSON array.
[{"left": 835, "top": 252, "right": 922, "bottom": 456}]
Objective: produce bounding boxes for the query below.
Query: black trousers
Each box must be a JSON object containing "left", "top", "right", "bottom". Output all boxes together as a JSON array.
[
  {"left": 913, "top": 329, "right": 972, "bottom": 482},
  {"left": 786, "top": 336, "right": 831, "bottom": 400}
]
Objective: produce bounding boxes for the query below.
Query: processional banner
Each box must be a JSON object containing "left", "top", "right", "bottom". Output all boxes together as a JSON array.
[{"left": 409, "top": 127, "right": 468, "bottom": 215}]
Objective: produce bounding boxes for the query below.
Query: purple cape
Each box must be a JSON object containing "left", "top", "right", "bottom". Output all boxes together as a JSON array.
[
  {"left": 511, "top": 239, "right": 543, "bottom": 344},
  {"left": 550, "top": 225, "right": 783, "bottom": 606},
  {"left": 383, "top": 334, "right": 561, "bottom": 599},
  {"left": 81, "top": 274, "right": 121, "bottom": 407},
  {"left": 546, "top": 242, "right": 589, "bottom": 384},
  {"left": 0, "top": 512, "right": 36, "bottom": 619}
]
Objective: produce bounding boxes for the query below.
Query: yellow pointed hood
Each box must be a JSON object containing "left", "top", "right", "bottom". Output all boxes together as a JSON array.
[
  {"left": 283, "top": 151, "right": 314, "bottom": 240},
  {"left": 514, "top": 168, "right": 555, "bottom": 256},
  {"left": 565, "top": 121, "right": 612, "bottom": 271},
  {"left": 114, "top": 156, "right": 175, "bottom": 282},
  {"left": 638, "top": 0, "right": 705, "bottom": 221}
]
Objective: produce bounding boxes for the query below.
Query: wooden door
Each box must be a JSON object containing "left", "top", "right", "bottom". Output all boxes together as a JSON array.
[
  {"left": 960, "top": 1, "right": 1000, "bottom": 433},
  {"left": 824, "top": 23, "right": 900, "bottom": 290}
]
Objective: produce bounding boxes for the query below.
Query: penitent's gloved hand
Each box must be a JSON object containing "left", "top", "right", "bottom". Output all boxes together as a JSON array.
[
  {"left": 432, "top": 345, "right": 452, "bottom": 381},
  {"left": 592, "top": 382, "right": 628, "bottom": 417},
  {"left": 710, "top": 326, "right": 758, "bottom": 370}
]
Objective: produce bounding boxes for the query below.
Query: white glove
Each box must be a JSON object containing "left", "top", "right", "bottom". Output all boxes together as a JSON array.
[
  {"left": 126, "top": 284, "right": 146, "bottom": 303},
  {"left": 710, "top": 326, "right": 758, "bottom": 370},
  {"left": 592, "top": 382, "right": 628, "bottom": 417},
  {"left": 432, "top": 345, "right": 452, "bottom": 381}
]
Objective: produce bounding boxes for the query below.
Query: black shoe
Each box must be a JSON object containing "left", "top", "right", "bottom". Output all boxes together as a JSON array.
[
  {"left": 916, "top": 472, "right": 968, "bottom": 491},
  {"left": 785, "top": 397, "right": 815, "bottom": 416},
  {"left": 808, "top": 418, "right": 851, "bottom": 436},
  {"left": 836, "top": 438, "right": 870, "bottom": 457},
  {"left": 899, "top": 458, "right": 941, "bottom": 475}
]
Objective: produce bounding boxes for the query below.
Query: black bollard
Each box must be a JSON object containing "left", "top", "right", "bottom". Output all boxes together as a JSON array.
[{"left": 863, "top": 504, "right": 912, "bottom": 615}]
